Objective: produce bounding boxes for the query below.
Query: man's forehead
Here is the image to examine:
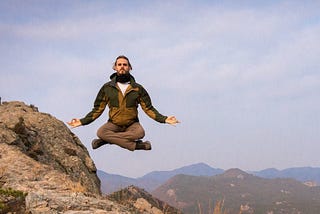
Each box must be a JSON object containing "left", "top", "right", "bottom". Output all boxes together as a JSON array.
[{"left": 116, "top": 58, "right": 128, "bottom": 62}]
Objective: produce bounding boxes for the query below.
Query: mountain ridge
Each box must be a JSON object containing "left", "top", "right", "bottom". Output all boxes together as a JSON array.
[
  {"left": 251, "top": 166, "right": 320, "bottom": 182},
  {"left": 98, "top": 162, "right": 224, "bottom": 193},
  {"left": 152, "top": 170, "right": 320, "bottom": 214},
  {"left": 99, "top": 163, "right": 320, "bottom": 194}
]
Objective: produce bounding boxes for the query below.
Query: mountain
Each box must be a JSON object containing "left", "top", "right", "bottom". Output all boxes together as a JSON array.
[
  {"left": 252, "top": 167, "right": 320, "bottom": 185},
  {"left": 141, "top": 162, "right": 224, "bottom": 183},
  {"left": 99, "top": 162, "right": 320, "bottom": 195},
  {"left": 152, "top": 168, "right": 320, "bottom": 214},
  {"left": 0, "top": 101, "right": 174, "bottom": 213},
  {"left": 97, "top": 170, "right": 137, "bottom": 193},
  {"left": 98, "top": 162, "right": 224, "bottom": 193},
  {"left": 138, "top": 162, "right": 224, "bottom": 191}
]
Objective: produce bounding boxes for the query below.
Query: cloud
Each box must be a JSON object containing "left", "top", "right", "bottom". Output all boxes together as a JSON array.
[{"left": 2, "top": 1, "right": 319, "bottom": 108}]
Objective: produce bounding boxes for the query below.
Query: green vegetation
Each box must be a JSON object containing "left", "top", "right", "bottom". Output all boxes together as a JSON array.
[
  {"left": 0, "top": 188, "right": 26, "bottom": 198},
  {"left": 0, "top": 188, "right": 27, "bottom": 213}
]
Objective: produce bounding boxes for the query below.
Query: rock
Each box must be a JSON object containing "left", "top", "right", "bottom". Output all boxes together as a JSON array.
[
  {"left": 0, "top": 101, "right": 131, "bottom": 213},
  {"left": 0, "top": 101, "right": 100, "bottom": 195},
  {"left": 107, "top": 186, "right": 182, "bottom": 214},
  {"left": 0, "top": 101, "right": 181, "bottom": 213}
]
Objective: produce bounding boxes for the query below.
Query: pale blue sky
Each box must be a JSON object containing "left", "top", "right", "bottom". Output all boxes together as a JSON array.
[{"left": 1, "top": 0, "right": 319, "bottom": 178}]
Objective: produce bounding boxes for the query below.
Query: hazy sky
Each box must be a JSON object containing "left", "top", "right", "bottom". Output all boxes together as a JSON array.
[{"left": 1, "top": 1, "right": 319, "bottom": 178}]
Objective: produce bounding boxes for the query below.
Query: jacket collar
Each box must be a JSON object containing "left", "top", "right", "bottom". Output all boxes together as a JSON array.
[{"left": 109, "top": 72, "right": 138, "bottom": 88}]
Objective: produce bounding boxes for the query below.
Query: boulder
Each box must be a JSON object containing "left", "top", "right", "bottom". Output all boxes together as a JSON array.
[{"left": 0, "top": 101, "right": 100, "bottom": 195}]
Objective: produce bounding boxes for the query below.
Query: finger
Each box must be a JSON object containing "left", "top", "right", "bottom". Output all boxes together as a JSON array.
[
  {"left": 174, "top": 120, "right": 180, "bottom": 124},
  {"left": 172, "top": 118, "right": 179, "bottom": 123}
]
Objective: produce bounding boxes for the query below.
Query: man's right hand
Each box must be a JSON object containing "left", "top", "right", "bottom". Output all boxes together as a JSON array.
[
  {"left": 165, "top": 116, "right": 180, "bottom": 126},
  {"left": 67, "top": 118, "right": 82, "bottom": 128}
]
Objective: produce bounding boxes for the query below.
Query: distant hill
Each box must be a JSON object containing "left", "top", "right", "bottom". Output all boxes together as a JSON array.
[
  {"left": 252, "top": 167, "right": 320, "bottom": 185},
  {"left": 152, "top": 168, "right": 320, "bottom": 214},
  {"left": 99, "top": 163, "right": 320, "bottom": 194},
  {"left": 97, "top": 170, "right": 137, "bottom": 194},
  {"left": 98, "top": 162, "right": 224, "bottom": 193},
  {"left": 138, "top": 162, "right": 224, "bottom": 190},
  {"left": 141, "top": 162, "right": 224, "bottom": 182}
]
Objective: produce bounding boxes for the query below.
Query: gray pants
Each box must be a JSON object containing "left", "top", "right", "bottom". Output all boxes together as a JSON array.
[{"left": 97, "top": 122, "right": 145, "bottom": 151}]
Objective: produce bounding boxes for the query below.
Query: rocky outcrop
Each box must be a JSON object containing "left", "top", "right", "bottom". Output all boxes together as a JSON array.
[
  {"left": 0, "top": 101, "right": 100, "bottom": 195},
  {"left": 0, "top": 101, "right": 130, "bottom": 213},
  {"left": 0, "top": 101, "right": 181, "bottom": 213},
  {"left": 107, "top": 186, "right": 182, "bottom": 214}
]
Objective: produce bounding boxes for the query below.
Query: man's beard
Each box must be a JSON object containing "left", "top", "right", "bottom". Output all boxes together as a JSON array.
[{"left": 116, "top": 73, "right": 130, "bottom": 83}]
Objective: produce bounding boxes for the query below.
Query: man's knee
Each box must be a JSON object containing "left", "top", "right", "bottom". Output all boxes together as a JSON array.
[
  {"left": 140, "top": 129, "right": 145, "bottom": 138},
  {"left": 97, "top": 126, "right": 111, "bottom": 140},
  {"left": 135, "top": 126, "right": 145, "bottom": 139},
  {"left": 96, "top": 127, "right": 103, "bottom": 139},
  {"left": 133, "top": 123, "right": 145, "bottom": 137}
]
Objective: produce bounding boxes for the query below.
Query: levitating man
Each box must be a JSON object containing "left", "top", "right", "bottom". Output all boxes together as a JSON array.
[{"left": 68, "top": 55, "right": 179, "bottom": 151}]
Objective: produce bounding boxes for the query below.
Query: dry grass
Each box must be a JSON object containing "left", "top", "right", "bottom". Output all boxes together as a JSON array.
[
  {"left": 0, "top": 166, "right": 7, "bottom": 187},
  {"left": 196, "top": 199, "right": 239, "bottom": 214},
  {"left": 213, "top": 200, "right": 228, "bottom": 214}
]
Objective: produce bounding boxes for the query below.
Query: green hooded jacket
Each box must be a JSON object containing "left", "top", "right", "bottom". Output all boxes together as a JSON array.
[{"left": 80, "top": 73, "right": 167, "bottom": 127}]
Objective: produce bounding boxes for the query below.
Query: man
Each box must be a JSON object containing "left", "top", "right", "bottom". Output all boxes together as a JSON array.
[{"left": 68, "top": 55, "right": 179, "bottom": 151}]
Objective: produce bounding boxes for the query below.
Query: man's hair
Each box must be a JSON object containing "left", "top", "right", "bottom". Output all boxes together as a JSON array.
[{"left": 113, "top": 55, "right": 132, "bottom": 70}]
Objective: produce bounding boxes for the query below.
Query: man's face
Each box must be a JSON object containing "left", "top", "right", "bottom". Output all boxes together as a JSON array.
[{"left": 114, "top": 58, "right": 130, "bottom": 75}]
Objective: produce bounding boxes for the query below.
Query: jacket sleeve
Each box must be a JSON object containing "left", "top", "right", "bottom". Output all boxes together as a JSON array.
[
  {"left": 139, "top": 86, "right": 167, "bottom": 123},
  {"left": 80, "top": 85, "right": 108, "bottom": 125}
]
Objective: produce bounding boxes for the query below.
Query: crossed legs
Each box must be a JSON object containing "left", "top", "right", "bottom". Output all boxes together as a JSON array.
[{"left": 96, "top": 122, "right": 146, "bottom": 151}]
